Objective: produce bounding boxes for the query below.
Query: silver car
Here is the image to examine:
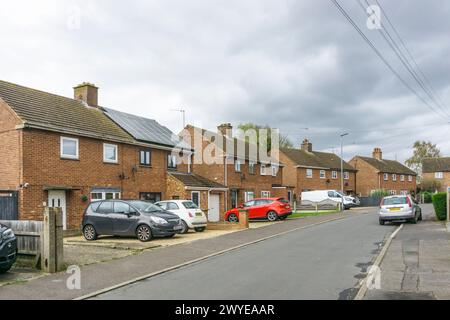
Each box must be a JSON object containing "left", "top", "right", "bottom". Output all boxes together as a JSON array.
[{"left": 379, "top": 195, "right": 422, "bottom": 225}]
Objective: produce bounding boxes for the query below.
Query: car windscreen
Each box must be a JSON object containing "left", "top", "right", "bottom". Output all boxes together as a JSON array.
[
  {"left": 383, "top": 197, "right": 408, "bottom": 205},
  {"left": 129, "top": 201, "right": 163, "bottom": 213},
  {"left": 183, "top": 201, "right": 198, "bottom": 209}
]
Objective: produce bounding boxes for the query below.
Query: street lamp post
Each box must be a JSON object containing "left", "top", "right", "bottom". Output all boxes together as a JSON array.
[{"left": 340, "top": 133, "right": 349, "bottom": 212}]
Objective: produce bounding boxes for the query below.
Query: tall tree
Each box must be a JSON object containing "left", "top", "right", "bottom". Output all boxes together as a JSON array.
[
  {"left": 237, "top": 123, "right": 294, "bottom": 151},
  {"left": 405, "top": 140, "right": 441, "bottom": 177}
]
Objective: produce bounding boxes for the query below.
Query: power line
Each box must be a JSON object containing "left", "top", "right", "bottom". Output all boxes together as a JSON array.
[
  {"left": 357, "top": 0, "right": 450, "bottom": 118},
  {"left": 329, "top": 0, "right": 449, "bottom": 121}
]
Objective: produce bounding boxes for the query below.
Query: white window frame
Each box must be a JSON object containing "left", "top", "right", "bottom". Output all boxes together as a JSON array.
[
  {"left": 260, "top": 165, "right": 267, "bottom": 176},
  {"left": 103, "top": 143, "right": 118, "bottom": 163},
  {"left": 235, "top": 160, "right": 242, "bottom": 173},
  {"left": 392, "top": 174, "right": 397, "bottom": 181},
  {"left": 249, "top": 161, "right": 256, "bottom": 175},
  {"left": 408, "top": 175, "right": 413, "bottom": 182},
  {"left": 90, "top": 191, "right": 121, "bottom": 202},
  {"left": 244, "top": 191, "right": 254, "bottom": 202},
  {"left": 400, "top": 175, "right": 405, "bottom": 182},
  {"left": 332, "top": 171, "right": 338, "bottom": 179},
  {"left": 390, "top": 190, "right": 396, "bottom": 195},
  {"left": 271, "top": 165, "right": 278, "bottom": 177},
  {"left": 435, "top": 172, "right": 444, "bottom": 179},
  {"left": 344, "top": 172, "right": 350, "bottom": 180},
  {"left": 261, "top": 191, "right": 271, "bottom": 198},
  {"left": 319, "top": 170, "right": 326, "bottom": 179},
  {"left": 60, "top": 136, "right": 79, "bottom": 160},
  {"left": 383, "top": 173, "right": 389, "bottom": 181},
  {"left": 306, "top": 169, "right": 313, "bottom": 179},
  {"left": 191, "top": 191, "right": 200, "bottom": 206},
  {"left": 400, "top": 190, "right": 408, "bottom": 196}
]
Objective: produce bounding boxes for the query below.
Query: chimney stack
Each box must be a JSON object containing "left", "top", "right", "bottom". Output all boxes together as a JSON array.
[
  {"left": 301, "top": 139, "right": 313, "bottom": 152},
  {"left": 218, "top": 123, "right": 233, "bottom": 137},
  {"left": 372, "top": 147, "right": 383, "bottom": 160},
  {"left": 74, "top": 82, "right": 98, "bottom": 107}
]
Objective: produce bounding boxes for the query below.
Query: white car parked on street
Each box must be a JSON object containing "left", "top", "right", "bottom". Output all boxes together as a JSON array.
[{"left": 155, "top": 200, "right": 208, "bottom": 234}]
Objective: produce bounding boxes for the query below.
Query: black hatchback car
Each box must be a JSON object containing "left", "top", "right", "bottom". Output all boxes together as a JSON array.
[
  {"left": 82, "top": 200, "right": 183, "bottom": 242},
  {"left": 0, "top": 223, "right": 18, "bottom": 273}
]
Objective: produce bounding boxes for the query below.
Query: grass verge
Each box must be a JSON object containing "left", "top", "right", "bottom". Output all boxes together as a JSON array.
[{"left": 289, "top": 210, "right": 340, "bottom": 219}]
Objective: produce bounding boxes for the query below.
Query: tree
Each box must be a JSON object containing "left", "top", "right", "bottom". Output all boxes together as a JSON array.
[
  {"left": 405, "top": 140, "right": 441, "bottom": 177},
  {"left": 420, "top": 178, "right": 442, "bottom": 193},
  {"left": 237, "top": 123, "right": 294, "bottom": 151}
]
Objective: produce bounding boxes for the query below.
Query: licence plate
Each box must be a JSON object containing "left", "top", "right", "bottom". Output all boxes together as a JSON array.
[
  {"left": 195, "top": 212, "right": 203, "bottom": 217},
  {"left": 389, "top": 208, "right": 401, "bottom": 212},
  {"left": 173, "top": 225, "right": 183, "bottom": 230}
]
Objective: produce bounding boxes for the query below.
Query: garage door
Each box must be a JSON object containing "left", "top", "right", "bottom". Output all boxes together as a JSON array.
[{"left": 0, "top": 191, "right": 18, "bottom": 220}]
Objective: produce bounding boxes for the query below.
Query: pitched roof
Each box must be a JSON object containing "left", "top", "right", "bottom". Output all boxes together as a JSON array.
[
  {"left": 169, "top": 172, "right": 227, "bottom": 189},
  {"left": 0, "top": 80, "right": 134, "bottom": 143},
  {"left": 104, "top": 108, "right": 191, "bottom": 150},
  {"left": 185, "top": 125, "right": 280, "bottom": 164},
  {"left": 356, "top": 156, "right": 417, "bottom": 175},
  {"left": 422, "top": 157, "right": 450, "bottom": 173},
  {"left": 281, "top": 148, "right": 356, "bottom": 171}
]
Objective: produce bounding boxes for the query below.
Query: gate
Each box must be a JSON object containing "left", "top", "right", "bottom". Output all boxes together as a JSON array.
[{"left": 0, "top": 191, "right": 19, "bottom": 220}]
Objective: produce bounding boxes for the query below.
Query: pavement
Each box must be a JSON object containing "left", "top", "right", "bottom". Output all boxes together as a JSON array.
[
  {"left": 365, "top": 204, "right": 450, "bottom": 300},
  {"left": 95, "top": 209, "right": 391, "bottom": 300},
  {"left": 0, "top": 209, "right": 360, "bottom": 300}
]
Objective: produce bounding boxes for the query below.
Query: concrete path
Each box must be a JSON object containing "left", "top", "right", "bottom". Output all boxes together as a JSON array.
[
  {"left": 365, "top": 204, "right": 450, "bottom": 300},
  {"left": 96, "top": 210, "right": 393, "bottom": 300},
  {"left": 0, "top": 210, "right": 364, "bottom": 300}
]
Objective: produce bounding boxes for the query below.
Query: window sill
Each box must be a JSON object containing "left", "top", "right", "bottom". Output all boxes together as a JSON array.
[
  {"left": 140, "top": 165, "right": 152, "bottom": 169},
  {"left": 60, "top": 157, "right": 79, "bottom": 161},
  {"left": 103, "top": 161, "right": 119, "bottom": 165}
]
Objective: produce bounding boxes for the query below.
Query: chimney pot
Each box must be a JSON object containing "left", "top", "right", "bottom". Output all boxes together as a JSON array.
[
  {"left": 218, "top": 123, "right": 233, "bottom": 137},
  {"left": 301, "top": 139, "right": 313, "bottom": 152},
  {"left": 373, "top": 147, "right": 383, "bottom": 160},
  {"left": 74, "top": 82, "right": 98, "bottom": 107}
]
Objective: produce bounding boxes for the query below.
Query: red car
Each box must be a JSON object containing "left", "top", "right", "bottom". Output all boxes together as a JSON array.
[{"left": 225, "top": 198, "right": 292, "bottom": 222}]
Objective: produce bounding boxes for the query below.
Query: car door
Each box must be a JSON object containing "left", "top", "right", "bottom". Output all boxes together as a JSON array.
[
  {"left": 112, "top": 201, "right": 139, "bottom": 236},
  {"left": 93, "top": 201, "right": 114, "bottom": 234},
  {"left": 251, "top": 200, "right": 268, "bottom": 218},
  {"left": 243, "top": 200, "right": 257, "bottom": 218},
  {"left": 328, "top": 191, "right": 341, "bottom": 203}
]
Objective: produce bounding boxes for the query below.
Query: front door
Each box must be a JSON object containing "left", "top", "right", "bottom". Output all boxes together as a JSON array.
[
  {"left": 48, "top": 190, "right": 67, "bottom": 230},
  {"left": 208, "top": 194, "right": 220, "bottom": 222}
]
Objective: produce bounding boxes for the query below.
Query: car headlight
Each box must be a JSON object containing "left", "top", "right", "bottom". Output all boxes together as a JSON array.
[
  {"left": 2, "top": 228, "right": 15, "bottom": 240},
  {"left": 150, "top": 216, "right": 169, "bottom": 225}
]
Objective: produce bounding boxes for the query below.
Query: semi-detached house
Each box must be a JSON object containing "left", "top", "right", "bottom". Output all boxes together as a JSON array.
[
  {"left": 422, "top": 157, "right": 450, "bottom": 192},
  {"left": 0, "top": 80, "right": 189, "bottom": 231}
]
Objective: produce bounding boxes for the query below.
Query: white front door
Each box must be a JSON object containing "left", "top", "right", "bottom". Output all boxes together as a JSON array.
[
  {"left": 208, "top": 194, "right": 220, "bottom": 222},
  {"left": 48, "top": 190, "right": 67, "bottom": 230}
]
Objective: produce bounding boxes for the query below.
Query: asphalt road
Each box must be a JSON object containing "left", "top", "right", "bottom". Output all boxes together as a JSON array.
[{"left": 95, "top": 210, "right": 396, "bottom": 300}]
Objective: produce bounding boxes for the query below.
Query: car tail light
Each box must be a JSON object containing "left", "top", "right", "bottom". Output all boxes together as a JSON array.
[
  {"left": 380, "top": 198, "right": 384, "bottom": 206},
  {"left": 188, "top": 212, "right": 194, "bottom": 218},
  {"left": 406, "top": 197, "right": 412, "bottom": 208}
]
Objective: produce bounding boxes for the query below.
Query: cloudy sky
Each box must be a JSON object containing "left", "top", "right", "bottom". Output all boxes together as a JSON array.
[{"left": 1, "top": 0, "right": 449, "bottom": 162}]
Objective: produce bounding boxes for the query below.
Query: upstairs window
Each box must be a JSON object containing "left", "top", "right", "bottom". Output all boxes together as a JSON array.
[
  {"left": 60, "top": 137, "right": 79, "bottom": 159},
  {"left": 332, "top": 171, "right": 338, "bottom": 179},
  {"left": 400, "top": 175, "right": 405, "bottom": 182},
  {"left": 320, "top": 170, "right": 326, "bottom": 179},
  {"left": 140, "top": 149, "right": 152, "bottom": 166},
  {"left": 392, "top": 174, "right": 397, "bottom": 181},
  {"left": 344, "top": 172, "right": 350, "bottom": 180},
  {"left": 383, "top": 173, "right": 389, "bottom": 181},
  {"left": 235, "top": 160, "right": 242, "bottom": 173},
  {"left": 306, "top": 169, "right": 313, "bottom": 178},
  {"left": 260, "top": 165, "right": 267, "bottom": 176},
  {"left": 408, "top": 175, "right": 413, "bottom": 182},
  {"left": 271, "top": 165, "right": 278, "bottom": 177},
  {"left": 103, "top": 144, "right": 118, "bottom": 163},
  {"left": 249, "top": 162, "right": 256, "bottom": 175},
  {"left": 435, "top": 172, "right": 444, "bottom": 179},
  {"left": 168, "top": 154, "right": 177, "bottom": 169}
]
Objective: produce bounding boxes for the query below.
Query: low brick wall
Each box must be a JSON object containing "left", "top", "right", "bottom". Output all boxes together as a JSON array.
[{"left": 206, "top": 222, "right": 247, "bottom": 231}]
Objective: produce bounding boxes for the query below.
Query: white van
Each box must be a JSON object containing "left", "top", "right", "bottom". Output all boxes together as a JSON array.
[{"left": 301, "top": 190, "right": 358, "bottom": 209}]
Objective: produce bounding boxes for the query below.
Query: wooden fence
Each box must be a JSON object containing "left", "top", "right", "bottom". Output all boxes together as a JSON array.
[{"left": 0, "top": 220, "right": 43, "bottom": 256}]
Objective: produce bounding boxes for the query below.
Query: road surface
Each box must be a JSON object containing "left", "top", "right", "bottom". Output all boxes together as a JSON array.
[{"left": 96, "top": 210, "right": 396, "bottom": 300}]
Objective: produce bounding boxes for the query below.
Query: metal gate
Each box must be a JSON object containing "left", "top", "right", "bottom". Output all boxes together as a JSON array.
[{"left": 0, "top": 191, "right": 19, "bottom": 220}]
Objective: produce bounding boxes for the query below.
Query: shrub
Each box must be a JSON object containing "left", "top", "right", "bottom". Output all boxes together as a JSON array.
[
  {"left": 432, "top": 192, "right": 447, "bottom": 221},
  {"left": 370, "top": 189, "right": 390, "bottom": 198},
  {"left": 422, "top": 192, "right": 433, "bottom": 204}
]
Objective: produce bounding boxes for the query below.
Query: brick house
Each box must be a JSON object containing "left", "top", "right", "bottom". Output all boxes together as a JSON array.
[
  {"left": 279, "top": 139, "right": 357, "bottom": 201},
  {"left": 179, "top": 124, "right": 290, "bottom": 220},
  {"left": 0, "top": 80, "right": 188, "bottom": 231},
  {"left": 349, "top": 148, "right": 417, "bottom": 197},
  {"left": 422, "top": 157, "right": 450, "bottom": 192},
  {"left": 166, "top": 172, "right": 228, "bottom": 222}
]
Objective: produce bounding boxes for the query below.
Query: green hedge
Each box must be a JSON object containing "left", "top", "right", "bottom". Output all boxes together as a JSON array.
[
  {"left": 432, "top": 192, "right": 447, "bottom": 221},
  {"left": 370, "top": 189, "right": 390, "bottom": 198},
  {"left": 422, "top": 192, "right": 433, "bottom": 204}
]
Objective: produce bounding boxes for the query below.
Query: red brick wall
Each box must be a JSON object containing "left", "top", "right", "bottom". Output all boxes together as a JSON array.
[
  {"left": 422, "top": 172, "right": 450, "bottom": 192},
  {"left": 20, "top": 129, "right": 170, "bottom": 229},
  {"left": 0, "top": 100, "right": 22, "bottom": 190},
  {"left": 296, "top": 168, "right": 356, "bottom": 197}
]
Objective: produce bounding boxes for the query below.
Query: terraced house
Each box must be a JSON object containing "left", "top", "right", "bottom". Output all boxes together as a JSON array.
[
  {"left": 422, "top": 157, "right": 450, "bottom": 192},
  {"left": 280, "top": 139, "right": 357, "bottom": 201},
  {"left": 179, "top": 124, "right": 290, "bottom": 220},
  {"left": 349, "top": 148, "right": 417, "bottom": 197},
  {"left": 0, "top": 80, "right": 190, "bottom": 231}
]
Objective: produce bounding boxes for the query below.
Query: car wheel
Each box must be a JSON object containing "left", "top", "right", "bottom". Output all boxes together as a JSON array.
[
  {"left": 83, "top": 225, "right": 98, "bottom": 241},
  {"left": 136, "top": 224, "right": 153, "bottom": 242},
  {"left": 379, "top": 220, "right": 385, "bottom": 225},
  {"left": 267, "top": 211, "right": 278, "bottom": 222},
  {"left": 180, "top": 220, "right": 189, "bottom": 234},
  {"left": 228, "top": 213, "right": 239, "bottom": 223},
  {"left": 194, "top": 227, "right": 206, "bottom": 232},
  {"left": 418, "top": 213, "right": 423, "bottom": 221}
]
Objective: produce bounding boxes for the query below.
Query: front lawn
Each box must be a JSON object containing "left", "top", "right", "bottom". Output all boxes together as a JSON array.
[{"left": 289, "top": 210, "right": 340, "bottom": 219}]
